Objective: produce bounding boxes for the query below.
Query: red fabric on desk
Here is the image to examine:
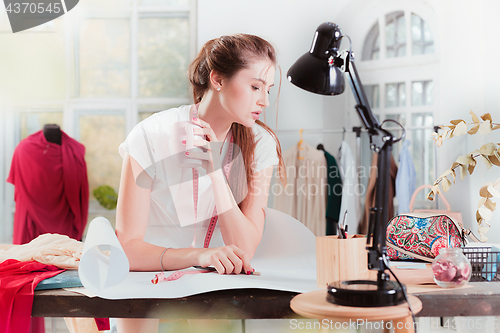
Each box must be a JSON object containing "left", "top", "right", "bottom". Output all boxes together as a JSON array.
[
  {"left": 0, "top": 259, "right": 63, "bottom": 333},
  {"left": 6, "top": 130, "right": 88, "bottom": 244}
]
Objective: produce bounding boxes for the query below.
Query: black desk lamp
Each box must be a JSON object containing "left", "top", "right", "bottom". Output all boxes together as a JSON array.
[{"left": 288, "top": 22, "right": 407, "bottom": 307}]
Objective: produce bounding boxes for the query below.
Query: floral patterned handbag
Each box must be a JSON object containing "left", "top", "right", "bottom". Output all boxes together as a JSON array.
[
  {"left": 386, "top": 214, "right": 465, "bottom": 262},
  {"left": 386, "top": 185, "right": 472, "bottom": 262}
]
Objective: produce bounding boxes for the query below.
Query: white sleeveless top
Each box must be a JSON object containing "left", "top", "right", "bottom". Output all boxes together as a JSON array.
[{"left": 119, "top": 104, "right": 279, "bottom": 248}]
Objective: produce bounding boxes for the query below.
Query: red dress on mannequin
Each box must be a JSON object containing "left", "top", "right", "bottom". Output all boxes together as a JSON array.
[{"left": 7, "top": 130, "right": 89, "bottom": 244}]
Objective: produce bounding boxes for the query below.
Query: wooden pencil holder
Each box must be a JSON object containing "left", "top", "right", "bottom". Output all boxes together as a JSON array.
[{"left": 316, "top": 234, "right": 370, "bottom": 288}]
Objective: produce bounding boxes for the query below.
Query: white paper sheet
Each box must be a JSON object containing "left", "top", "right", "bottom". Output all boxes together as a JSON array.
[{"left": 78, "top": 208, "right": 320, "bottom": 299}]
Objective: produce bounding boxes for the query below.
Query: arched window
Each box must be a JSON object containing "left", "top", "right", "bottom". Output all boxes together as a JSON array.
[
  {"left": 362, "top": 12, "right": 434, "bottom": 60},
  {"left": 360, "top": 10, "right": 437, "bottom": 201}
]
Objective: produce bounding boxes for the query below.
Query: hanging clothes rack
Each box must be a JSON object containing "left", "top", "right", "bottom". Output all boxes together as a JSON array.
[
  {"left": 275, "top": 128, "right": 363, "bottom": 135},
  {"left": 273, "top": 125, "right": 438, "bottom": 229},
  {"left": 274, "top": 125, "right": 436, "bottom": 135}
]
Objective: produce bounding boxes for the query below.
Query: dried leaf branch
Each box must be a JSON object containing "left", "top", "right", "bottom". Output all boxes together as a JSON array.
[
  {"left": 428, "top": 111, "right": 500, "bottom": 242},
  {"left": 431, "top": 111, "right": 500, "bottom": 147},
  {"left": 475, "top": 178, "right": 500, "bottom": 242}
]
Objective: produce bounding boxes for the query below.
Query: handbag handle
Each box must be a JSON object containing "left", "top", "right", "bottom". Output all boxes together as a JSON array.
[{"left": 409, "top": 184, "right": 452, "bottom": 212}]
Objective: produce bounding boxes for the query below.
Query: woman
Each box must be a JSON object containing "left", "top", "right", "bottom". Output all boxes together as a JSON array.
[{"left": 115, "top": 34, "right": 284, "bottom": 332}]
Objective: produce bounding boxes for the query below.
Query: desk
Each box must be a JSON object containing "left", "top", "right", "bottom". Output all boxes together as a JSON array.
[
  {"left": 32, "top": 282, "right": 500, "bottom": 319},
  {"left": 32, "top": 288, "right": 301, "bottom": 319}
]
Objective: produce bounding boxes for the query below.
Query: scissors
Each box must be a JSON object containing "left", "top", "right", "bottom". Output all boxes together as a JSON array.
[{"left": 338, "top": 210, "right": 348, "bottom": 239}]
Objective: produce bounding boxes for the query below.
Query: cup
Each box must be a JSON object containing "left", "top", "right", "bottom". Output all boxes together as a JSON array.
[
  {"left": 172, "top": 121, "right": 204, "bottom": 168},
  {"left": 316, "top": 234, "right": 372, "bottom": 288}
]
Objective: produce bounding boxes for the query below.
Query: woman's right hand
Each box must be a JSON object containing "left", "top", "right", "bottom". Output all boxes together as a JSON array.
[{"left": 197, "top": 245, "right": 253, "bottom": 275}]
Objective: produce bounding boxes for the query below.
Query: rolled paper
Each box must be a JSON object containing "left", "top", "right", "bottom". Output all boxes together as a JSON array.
[{"left": 78, "top": 217, "right": 130, "bottom": 293}]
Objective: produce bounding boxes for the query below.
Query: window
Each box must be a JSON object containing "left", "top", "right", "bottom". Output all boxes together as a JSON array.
[
  {"left": 360, "top": 9, "right": 437, "bottom": 203},
  {"left": 364, "top": 84, "right": 380, "bottom": 109},
  {"left": 411, "top": 112, "right": 434, "bottom": 191},
  {"left": 412, "top": 80, "right": 433, "bottom": 106},
  {"left": 75, "top": 110, "right": 127, "bottom": 227},
  {"left": 385, "top": 11, "right": 406, "bottom": 58},
  {"left": 137, "top": 17, "right": 190, "bottom": 98},
  {"left": 75, "top": 111, "right": 126, "bottom": 196},
  {"left": 385, "top": 82, "right": 406, "bottom": 108},
  {"left": 73, "top": 5, "right": 193, "bottom": 227},
  {"left": 412, "top": 14, "right": 434, "bottom": 55},
  {"left": 3, "top": 0, "right": 195, "bottom": 242},
  {"left": 78, "top": 19, "right": 131, "bottom": 98}
]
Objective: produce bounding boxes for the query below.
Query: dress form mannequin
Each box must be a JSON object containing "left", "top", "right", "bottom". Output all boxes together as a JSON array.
[{"left": 43, "top": 124, "right": 62, "bottom": 145}]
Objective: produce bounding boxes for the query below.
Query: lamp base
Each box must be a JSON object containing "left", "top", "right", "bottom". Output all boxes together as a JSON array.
[{"left": 327, "top": 280, "right": 406, "bottom": 307}]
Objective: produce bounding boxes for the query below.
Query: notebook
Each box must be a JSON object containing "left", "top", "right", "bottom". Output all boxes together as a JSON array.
[{"left": 35, "top": 270, "right": 83, "bottom": 290}]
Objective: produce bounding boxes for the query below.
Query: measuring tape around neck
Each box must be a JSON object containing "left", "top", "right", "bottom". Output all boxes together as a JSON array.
[
  {"left": 157, "top": 104, "right": 235, "bottom": 282},
  {"left": 189, "top": 103, "right": 235, "bottom": 249}
]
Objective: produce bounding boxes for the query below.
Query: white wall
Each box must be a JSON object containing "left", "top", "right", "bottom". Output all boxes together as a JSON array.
[
  {"left": 430, "top": 0, "right": 500, "bottom": 242},
  {"left": 198, "top": 0, "right": 500, "bottom": 242}
]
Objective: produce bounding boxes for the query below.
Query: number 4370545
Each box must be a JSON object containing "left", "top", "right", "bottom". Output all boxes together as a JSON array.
[
  {"left": 443, "top": 318, "right": 498, "bottom": 330},
  {"left": 6, "top": 2, "right": 62, "bottom": 14}
]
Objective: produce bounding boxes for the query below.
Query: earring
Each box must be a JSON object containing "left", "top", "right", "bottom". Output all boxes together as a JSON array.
[{"left": 217, "top": 87, "right": 221, "bottom": 92}]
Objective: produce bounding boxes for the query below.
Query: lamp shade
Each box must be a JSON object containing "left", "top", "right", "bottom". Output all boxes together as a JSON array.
[{"left": 287, "top": 22, "right": 345, "bottom": 96}]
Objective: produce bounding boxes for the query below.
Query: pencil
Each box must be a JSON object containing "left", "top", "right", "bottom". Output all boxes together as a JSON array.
[{"left": 193, "top": 266, "right": 261, "bottom": 276}]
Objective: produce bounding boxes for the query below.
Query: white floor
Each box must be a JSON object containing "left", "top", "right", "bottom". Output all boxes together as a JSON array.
[{"left": 44, "top": 317, "right": 500, "bottom": 333}]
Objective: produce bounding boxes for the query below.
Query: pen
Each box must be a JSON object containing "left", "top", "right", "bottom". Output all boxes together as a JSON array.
[
  {"left": 193, "top": 266, "right": 261, "bottom": 276},
  {"left": 339, "top": 210, "right": 348, "bottom": 239},
  {"left": 339, "top": 226, "right": 346, "bottom": 239},
  {"left": 337, "top": 223, "right": 344, "bottom": 239}
]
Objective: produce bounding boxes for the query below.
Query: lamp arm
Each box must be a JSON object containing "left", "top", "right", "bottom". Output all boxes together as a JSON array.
[
  {"left": 343, "top": 51, "right": 394, "bottom": 281},
  {"left": 344, "top": 52, "right": 381, "bottom": 132}
]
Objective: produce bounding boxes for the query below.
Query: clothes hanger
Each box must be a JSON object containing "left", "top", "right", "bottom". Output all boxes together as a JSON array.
[
  {"left": 338, "top": 127, "right": 346, "bottom": 156},
  {"left": 298, "top": 128, "right": 304, "bottom": 160}
]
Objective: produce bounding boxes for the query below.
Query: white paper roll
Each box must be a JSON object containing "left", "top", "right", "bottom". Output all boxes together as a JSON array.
[{"left": 78, "top": 217, "right": 130, "bottom": 293}]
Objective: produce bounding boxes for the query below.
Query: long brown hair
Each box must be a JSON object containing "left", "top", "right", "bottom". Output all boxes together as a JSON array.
[{"left": 188, "top": 34, "right": 285, "bottom": 207}]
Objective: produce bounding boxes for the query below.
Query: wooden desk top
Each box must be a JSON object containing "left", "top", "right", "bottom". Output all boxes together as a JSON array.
[
  {"left": 32, "top": 282, "right": 500, "bottom": 319},
  {"left": 414, "top": 281, "right": 500, "bottom": 317},
  {"left": 32, "top": 288, "right": 301, "bottom": 319}
]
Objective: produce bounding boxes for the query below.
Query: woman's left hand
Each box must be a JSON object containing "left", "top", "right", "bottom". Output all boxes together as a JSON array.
[{"left": 185, "top": 118, "right": 224, "bottom": 175}]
